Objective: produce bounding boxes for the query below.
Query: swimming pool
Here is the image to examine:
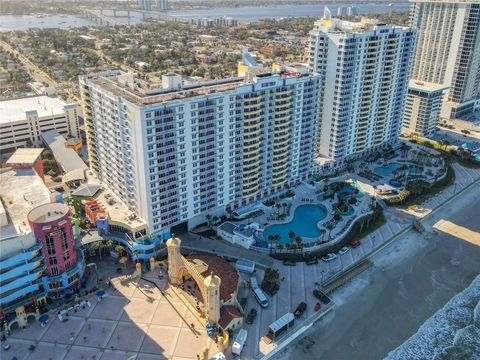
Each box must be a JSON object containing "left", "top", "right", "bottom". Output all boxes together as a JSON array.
[
  {"left": 374, "top": 162, "right": 422, "bottom": 177},
  {"left": 263, "top": 204, "right": 327, "bottom": 244}
]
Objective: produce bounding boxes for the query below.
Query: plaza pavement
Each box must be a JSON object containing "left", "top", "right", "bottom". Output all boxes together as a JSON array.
[{"left": 1, "top": 265, "right": 219, "bottom": 360}]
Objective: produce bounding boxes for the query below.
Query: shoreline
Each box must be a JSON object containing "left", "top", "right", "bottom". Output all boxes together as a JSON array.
[{"left": 273, "top": 181, "right": 480, "bottom": 360}]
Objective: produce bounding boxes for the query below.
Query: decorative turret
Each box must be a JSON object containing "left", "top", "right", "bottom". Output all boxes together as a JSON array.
[
  {"left": 166, "top": 234, "right": 182, "bottom": 285},
  {"left": 204, "top": 271, "right": 221, "bottom": 325}
]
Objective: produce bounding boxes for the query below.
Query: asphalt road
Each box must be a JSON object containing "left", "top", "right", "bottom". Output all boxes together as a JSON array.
[{"left": 280, "top": 184, "right": 480, "bottom": 360}]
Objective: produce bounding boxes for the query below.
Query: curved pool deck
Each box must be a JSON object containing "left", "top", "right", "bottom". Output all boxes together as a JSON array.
[
  {"left": 374, "top": 162, "right": 422, "bottom": 177},
  {"left": 262, "top": 204, "right": 327, "bottom": 244}
]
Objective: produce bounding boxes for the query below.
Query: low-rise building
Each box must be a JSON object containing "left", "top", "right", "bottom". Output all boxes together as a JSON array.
[
  {"left": 217, "top": 222, "right": 260, "bottom": 249},
  {"left": 0, "top": 95, "right": 80, "bottom": 159},
  {"left": 41, "top": 129, "right": 88, "bottom": 183}
]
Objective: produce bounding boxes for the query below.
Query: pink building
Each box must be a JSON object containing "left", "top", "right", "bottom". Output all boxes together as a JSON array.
[{"left": 28, "top": 203, "right": 84, "bottom": 297}]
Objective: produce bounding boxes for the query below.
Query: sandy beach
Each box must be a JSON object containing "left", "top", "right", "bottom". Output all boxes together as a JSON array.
[{"left": 275, "top": 182, "right": 480, "bottom": 360}]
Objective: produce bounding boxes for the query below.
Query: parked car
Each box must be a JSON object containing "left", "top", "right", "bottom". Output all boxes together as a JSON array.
[
  {"left": 282, "top": 260, "right": 296, "bottom": 266},
  {"left": 294, "top": 302, "right": 307, "bottom": 318},
  {"left": 321, "top": 253, "right": 337, "bottom": 262},
  {"left": 338, "top": 246, "right": 350, "bottom": 255},
  {"left": 350, "top": 240, "right": 361, "bottom": 248},
  {"left": 305, "top": 257, "right": 318, "bottom": 265},
  {"left": 314, "top": 302, "right": 322, "bottom": 311},
  {"left": 313, "top": 290, "right": 331, "bottom": 304},
  {"left": 246, "top": 308, "right": 257, "bottom": 325}
]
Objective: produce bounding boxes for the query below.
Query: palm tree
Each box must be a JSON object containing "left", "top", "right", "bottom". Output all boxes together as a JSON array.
[
  {"left": 400, "top": 142, "right": 411, "bottom": 158},
  {"left": 295, "top": 236, "right": 302, "bottom": 247},
  {"left": 268, "top": 235, "right": 275, "bottom": 254},
  {"left": 270, "top": 234, "right": 281, "bottom": 253},
  {"left": 288, "top": 231, "right": 296, "bottom": 246}
]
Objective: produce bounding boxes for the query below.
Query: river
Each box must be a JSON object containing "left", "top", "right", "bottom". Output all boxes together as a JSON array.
[{"left": 0, "top": 2, "right": 410, "bottom": 32}]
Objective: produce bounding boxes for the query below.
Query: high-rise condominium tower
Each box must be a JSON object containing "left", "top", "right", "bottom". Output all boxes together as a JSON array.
[
  {"left": 309, "top": 15, "right": 416, "bottom": 163},
  {"left": 80, "top": 69, "right": 321, "bottom": 236},
  {"left": 410, "top": 0, "right": 480, "bottom": 119}
]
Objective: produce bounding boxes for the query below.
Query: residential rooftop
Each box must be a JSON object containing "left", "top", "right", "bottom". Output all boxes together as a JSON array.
[
  {"left": 0, "top": 95, "right": 71, "bottom": 125},
  {"left": 409, "top": 80, "right": 449, "bottom": 93},
  {"left": 87, "top": 68, "right": 318, "bottom": 107},
  {"left": 311, "top": 17, "right": 411, "bottom": 35}
]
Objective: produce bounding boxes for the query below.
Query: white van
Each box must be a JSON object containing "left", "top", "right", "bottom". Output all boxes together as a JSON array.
[
  {"left": 253, "top": 287, "right": 269, "bottom": 308},
  {"left": 232, "top": 329, "right": 248, "bottom": 356}
]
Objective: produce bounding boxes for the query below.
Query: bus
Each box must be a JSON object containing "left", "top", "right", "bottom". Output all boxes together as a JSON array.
[
  {"left": 253, "top": 287, "right": 269, "bottom": 308},
  {"left": 266, "top": 313, "right": 295, "bottom": 342}
]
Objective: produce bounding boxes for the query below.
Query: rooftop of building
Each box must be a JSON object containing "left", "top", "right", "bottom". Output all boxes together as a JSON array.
[
  {"left": 88, "top": 67, "right": 318, "bottom": 107},
  {"left": 41, "top": 129, "right": 88, "bottom": 179},
  {"left": 409, "top": 80, "right": 449, "bottom": 93},
  {"left": 6, "top": 148, "right": 43, "bottom": 166},
  {"left": 217, "top": 222, "right": 237, "bottom": 235},
  {"left": 218, "top": 305, "right": 242, "bottom": 329},
  {"left": 85, "top": 171, "right": 147, "bottom": 232},
  {"left": 0, "top": 232, "right": 37, "bottom": 261},
  {"left": 185, "top": 253, "right": 239, "bottom": 302},
  {"left": 311, "top": 16, "right": 411, "bottom": 35},
  {"left": 0, "top": 168, "right": 51, "bottom": 239},
  {"left": 27, "top": 202, "right": 70, "bottom": 224},
  {"left": 0, "top": 95, "right": 71, "bottom": 125}
]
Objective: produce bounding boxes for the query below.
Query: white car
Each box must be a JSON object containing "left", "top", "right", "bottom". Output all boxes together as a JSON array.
[
  {"left": 321, "top": 253, "right": 337, "bottom": 262},
  {"left": 338, "top": 247, "right": 350, "bottom": 255}
]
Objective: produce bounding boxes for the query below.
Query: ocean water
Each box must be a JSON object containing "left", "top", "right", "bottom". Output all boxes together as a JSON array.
[{"left": 386, "top": 274, "right": 480, "bottom": 360}]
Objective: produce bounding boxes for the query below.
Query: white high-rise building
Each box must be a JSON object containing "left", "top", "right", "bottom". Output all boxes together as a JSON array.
[
  {"left": 410, "top": 0, "right": 480, "bottom": 119},
  {"left": 80, "top": 69, "right": 321, "bottom": 236},
  {"left": 308, "top": 17, "right": 416, "bottom": 163}
]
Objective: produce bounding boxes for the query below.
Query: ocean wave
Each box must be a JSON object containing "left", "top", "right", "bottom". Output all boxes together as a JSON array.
[{"left": 386, "top": 274, "right": 480, "bottom": 360}]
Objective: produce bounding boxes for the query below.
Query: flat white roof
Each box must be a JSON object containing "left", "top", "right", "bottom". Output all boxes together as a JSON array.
[
  {"left": 409, "top": 80, "right": 449, "bottom": 93},
  {"left": 0, "top": 233, "right": 37, "bottom": 261},
  {"left": 0, "top": 168, "right": 51, "bottom": 239},
  {"left": 0, "top": 95, "right": 69, "bottom": 125},
  {"left": 6, "top": 148, "right": 43, "bottom": 165}
]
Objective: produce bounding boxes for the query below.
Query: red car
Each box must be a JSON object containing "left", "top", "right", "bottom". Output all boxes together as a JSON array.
[
  {"left": 350, "top": 240, "right": 361, "bottom": 248},
  {"left": 314, "top": 302, "right": 321, "bottom": 311}
]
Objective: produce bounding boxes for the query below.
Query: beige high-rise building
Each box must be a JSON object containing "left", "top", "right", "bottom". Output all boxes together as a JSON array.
[
  {"left": 410, "top": 0, "right": 480, "bottom": 119},
  {"left": 403, "top": 80, "right": 449, "bottom": 136}
]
